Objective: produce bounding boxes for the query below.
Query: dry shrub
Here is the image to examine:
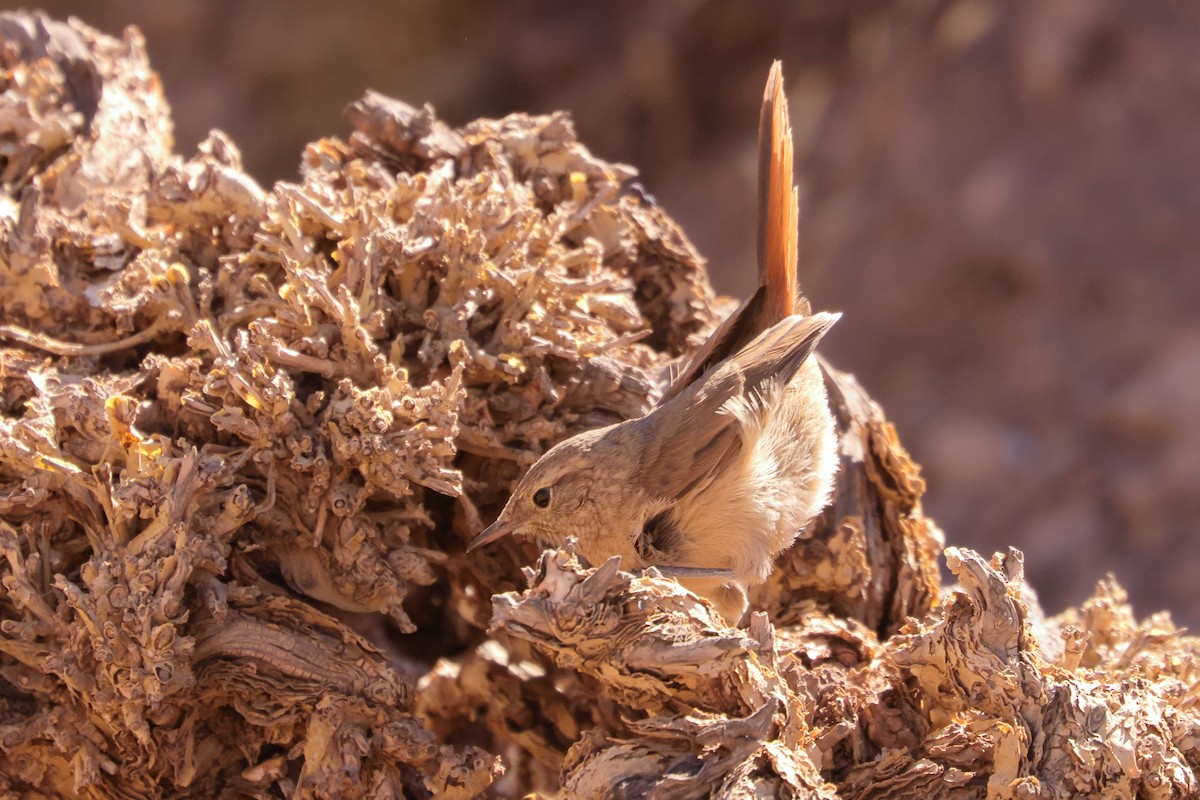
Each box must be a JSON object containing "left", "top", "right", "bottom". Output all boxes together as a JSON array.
[{"left": 0, "top": 13, "right": 1195, "bottom": 799}]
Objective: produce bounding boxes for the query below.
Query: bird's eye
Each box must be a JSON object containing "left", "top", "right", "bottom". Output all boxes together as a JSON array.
[{"left": 532, "top": 487, "right": 551, "bottom": 508}]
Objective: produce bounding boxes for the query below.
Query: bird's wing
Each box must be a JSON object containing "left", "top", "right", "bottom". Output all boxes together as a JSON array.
[
  {"left": 637, "top": 312, "right": 838, "bottom": 503},
  {"left": 661, "top": 287, "right": 767, "bottom": 402},
  {"left": 722, "top": 311, "right": 837, "bottom": 396}
]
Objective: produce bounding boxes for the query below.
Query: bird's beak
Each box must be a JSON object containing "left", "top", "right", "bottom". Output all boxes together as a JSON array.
[{"left": 466, "top": 517, "right": 518, "bottom": 553}]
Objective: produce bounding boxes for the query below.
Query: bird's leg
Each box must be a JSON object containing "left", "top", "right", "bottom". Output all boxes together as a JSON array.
[
  {"left": 672, "top": 574, "right": 749, "bottom": 626},
  {"left": 635, "top": 508, "right": 680, "bottom": 561},
  {"left": 654, "top": 565, "right": 737, "bottom": 579},
  {"left": 712, "top": 582, "right": 749, "bottom": 626}
]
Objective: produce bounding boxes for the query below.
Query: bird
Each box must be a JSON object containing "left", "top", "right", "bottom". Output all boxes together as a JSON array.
[{"left": 468, "top": 62, "right": 840, "bottom": 624}]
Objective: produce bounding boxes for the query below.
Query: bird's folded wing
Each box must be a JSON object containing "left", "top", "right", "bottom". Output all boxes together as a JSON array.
[
  {"left": 722, "top": 312, "right": 837, "bottom": 394},
  {"left": 636, "top": 313, "right": 838, "bottom": 503},
  {"left": 662, "top": 287, "right": 767, "bottom": 402}
]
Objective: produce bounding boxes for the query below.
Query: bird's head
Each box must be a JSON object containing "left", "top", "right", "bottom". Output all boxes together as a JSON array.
[{"left": 467, "top": 425, "right": 637, "bottom": 557}]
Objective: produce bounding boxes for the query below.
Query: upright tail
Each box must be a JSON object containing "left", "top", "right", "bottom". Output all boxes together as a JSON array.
[
  {"left": 664, "top": 61, "right": 805, "bottom": 400},
  {"left": 756, "top": 60, "right": 804, "bottom": 321}
]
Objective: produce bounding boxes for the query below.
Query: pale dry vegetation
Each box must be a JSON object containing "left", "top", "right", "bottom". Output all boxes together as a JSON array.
[{"left": 0, "top": 13, "right": 1196, "bottom": 799}]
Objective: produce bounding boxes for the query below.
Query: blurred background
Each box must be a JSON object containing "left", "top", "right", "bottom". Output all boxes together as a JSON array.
[{"left": 16, "top": 0, "right": 1199, "bottom": 627}]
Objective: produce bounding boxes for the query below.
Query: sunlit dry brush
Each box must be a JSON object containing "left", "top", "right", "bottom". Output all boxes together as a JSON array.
[
  {"left": 0, "top": 10, "right": 716, "bottom": 797},
  {"left": 0, "top": 11, "right": 1198, "bottom": 800}
]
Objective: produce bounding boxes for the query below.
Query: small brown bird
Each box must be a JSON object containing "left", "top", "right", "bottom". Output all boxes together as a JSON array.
[{"left": 468, "top": 62, "right": 840, "bottom": 624}]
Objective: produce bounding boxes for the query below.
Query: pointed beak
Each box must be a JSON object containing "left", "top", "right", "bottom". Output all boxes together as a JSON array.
[{"left": 466, "top": 517, "right": 519, "bottom": 553}]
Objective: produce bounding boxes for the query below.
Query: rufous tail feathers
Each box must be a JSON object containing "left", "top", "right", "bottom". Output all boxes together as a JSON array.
[
  {"left": 663, "top": 61, "right": 807, "bottom": 401},
  {"left": 757, "top": 60, "right": 803, "bottom": 322}
]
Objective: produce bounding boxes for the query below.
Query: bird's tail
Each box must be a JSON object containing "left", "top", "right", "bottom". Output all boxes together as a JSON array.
[
  {"left": 757, "top": 60, "right": 804, "bottom": 322},
  {"left": 662, "top": 61, "right": 808, "bottom": 401}
]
